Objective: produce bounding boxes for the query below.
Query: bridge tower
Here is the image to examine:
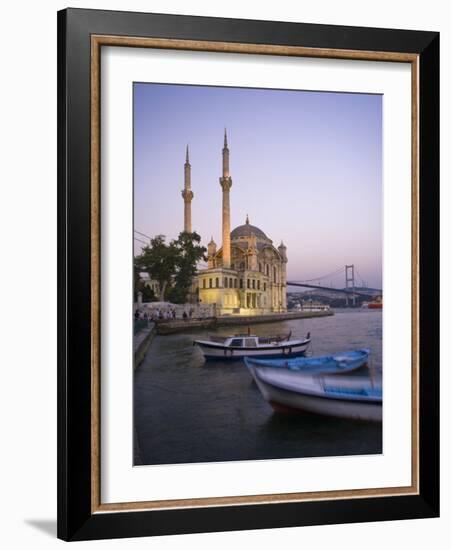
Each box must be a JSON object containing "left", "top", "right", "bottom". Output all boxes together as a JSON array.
[{"left": 345, "top": 264, "right": 356, "bottom": 307}]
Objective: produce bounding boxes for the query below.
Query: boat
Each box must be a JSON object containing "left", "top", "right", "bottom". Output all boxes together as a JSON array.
[
  {"left": 368, "top": 296, "right": 383, "bottom": 309},
  {"left": 244, "top": 348, "right": 370, "bottom": 375},
  {"left": 295, "top": 302, "right": 330, "bottom": 312},
  {"left": 193, "top": 331, "right": 311, "bottom": 360},
  {"left": 246, "top": 361, "right": 381, "bottom": 422}
]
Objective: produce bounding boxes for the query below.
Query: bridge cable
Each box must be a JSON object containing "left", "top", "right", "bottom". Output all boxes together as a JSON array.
[{"left": 293, "top": 266, "right": 345, "bottom": 284}]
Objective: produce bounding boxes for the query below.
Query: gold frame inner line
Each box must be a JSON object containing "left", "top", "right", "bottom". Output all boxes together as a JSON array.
[{"left": 90, "top": 34, "right": 420, "bottom": 514}]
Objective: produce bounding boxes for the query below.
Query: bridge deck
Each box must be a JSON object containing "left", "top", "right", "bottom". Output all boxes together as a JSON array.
[{"left": 287, "top": 282, "right": 382, "bottom": 298}]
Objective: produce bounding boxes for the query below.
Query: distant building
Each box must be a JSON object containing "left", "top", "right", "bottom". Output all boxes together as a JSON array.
[
  {"left": 140, "top": 273, "right": 160, "bottom": 297},
  {"left": 183, "top": 131, "right": 287, "bottom": 315}
]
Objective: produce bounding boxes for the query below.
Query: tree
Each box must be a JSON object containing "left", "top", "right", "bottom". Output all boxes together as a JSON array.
[
  {"left": 141, "top": 284, "right": 156, "bottom": 303},
  {"left": 170, "top": 231, "right": 206, "bottom": 303},
  {"left": 133, "top": 263, "right": 142, "bottom": 300},
  {"left": 135, "top": 235, "right": 178, "bottom": 301},
  {"left": 133, "top": 264, "right": 157, "bottom": 302},
  {"left": 135, "top": 232, "right": 206, "bottom": 304}
]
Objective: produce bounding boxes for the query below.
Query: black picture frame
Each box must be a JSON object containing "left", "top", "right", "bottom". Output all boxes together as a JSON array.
[{"left": 57, "top": 8, "right": 439, "bottom": 541}]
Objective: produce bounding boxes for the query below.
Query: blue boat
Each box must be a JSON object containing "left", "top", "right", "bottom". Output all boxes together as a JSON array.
[{"left": 244, "top": 348, "right": 370, "bottom": 375}]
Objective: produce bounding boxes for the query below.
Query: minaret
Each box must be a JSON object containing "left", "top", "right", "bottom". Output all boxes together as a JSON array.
[
  {"left": 248, "top": 231, "right": 258, "bottom": 271},
  {"left": 219, "top": 129, "right": 232, "bottom": 268},
  {"left": 278, "top": 240, "right": 287, "bottom": 263},
  {"left": 278, "top": 241, "right": 288, "bottom": 311},
  {"left": 207, "top": 236, "right": 217, "bottom": 269},
  {"left": 181, "top": 145, "right": 194, "bottom": 233}
]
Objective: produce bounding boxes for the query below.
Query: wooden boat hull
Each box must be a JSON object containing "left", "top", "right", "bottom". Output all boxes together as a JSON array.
[
  {"left": 248, "top": 366, "right": 382, "bottom": 422},
  {"left": 194, "top": 339, "right": 310, "bottom": 360}
]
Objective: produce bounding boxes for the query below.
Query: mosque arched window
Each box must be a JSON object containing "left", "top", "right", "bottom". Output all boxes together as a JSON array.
[
  {"left": 257, "top": 280, "right": 261, "bottom": 290},
  {"left": 229, "top": 278, "right": 233, "bottom": 288},
  {"left": 266, "top": 265, "right": 269, "bottom": 276},
  {"left": 224, "top": 277, "right": 228, "bottom": 288},
  {"left": 203, "top": 279, "right": 206, "bottom": 289},
  {"left": 240, "top": 279, "right": 243, "bottom": 289},
  {"left": 209, "top": 278, "right": 212, "bottom": 288},
  {"left": 216, "top": 277, "right": 219, "bottom": 288}
]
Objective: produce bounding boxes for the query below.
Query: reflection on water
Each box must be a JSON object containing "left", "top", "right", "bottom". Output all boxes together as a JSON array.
[{"left": 134, "top": 309, "right": 382, "bottom": 465}]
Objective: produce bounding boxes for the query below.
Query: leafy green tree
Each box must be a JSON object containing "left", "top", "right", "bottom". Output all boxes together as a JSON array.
[
  {"left": 141, "top": 284, "right": 156, "bottom": 302},
  {"left": 135, "top": 232, "right": 206, "bottom": 304},
  {"left": 170, "top": 231, "right": 206, "bottom": 303},
  {"left": 135, "top": 235, "right": 179, "bottom": 301}
]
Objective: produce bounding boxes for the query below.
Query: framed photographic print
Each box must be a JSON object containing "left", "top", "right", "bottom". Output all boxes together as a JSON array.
[{"left": 57, "top": 8, "right": 439, "bottom": 541}]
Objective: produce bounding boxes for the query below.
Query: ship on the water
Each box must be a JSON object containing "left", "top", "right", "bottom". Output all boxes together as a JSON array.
[
  {"left": 194, "top": 331, "right": 311, "bottom": 360},
  {"left": 367, "top": 295, "right": 383, "bottom": 309}
]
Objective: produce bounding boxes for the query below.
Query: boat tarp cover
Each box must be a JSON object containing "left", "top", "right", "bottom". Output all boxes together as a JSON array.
[{"left": 245, "top": 349, "right": 370, "bottom": 372}]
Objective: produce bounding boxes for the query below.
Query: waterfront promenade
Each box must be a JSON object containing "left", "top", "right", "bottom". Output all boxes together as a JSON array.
[{"left": 155, "top": 309, "right": 333, "bottom": 335}]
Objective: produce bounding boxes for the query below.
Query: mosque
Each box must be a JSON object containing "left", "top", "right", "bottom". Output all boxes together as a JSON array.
[{"left": 183, "top": 131, "right": 287, "bottom": 316}]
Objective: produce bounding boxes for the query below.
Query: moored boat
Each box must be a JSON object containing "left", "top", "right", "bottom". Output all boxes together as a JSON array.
[
  {"left": 194, "top": 331, "right": 311, "bottom": 360},
  {"left": 246, "top": 362, "right": 381, "bottom": 422},
  {"left": 244, "top": 349, "right": 370, "bottom": 375}
]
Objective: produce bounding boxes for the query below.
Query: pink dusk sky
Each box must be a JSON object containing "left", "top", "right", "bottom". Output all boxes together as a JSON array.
[{"left": 134, "top": 83, "right": 382, "bottom": 289}]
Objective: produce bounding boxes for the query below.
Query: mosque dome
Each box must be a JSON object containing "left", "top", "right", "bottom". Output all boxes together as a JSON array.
[{"left": 230, "top": 215, "right": 269, "bottom": 241}]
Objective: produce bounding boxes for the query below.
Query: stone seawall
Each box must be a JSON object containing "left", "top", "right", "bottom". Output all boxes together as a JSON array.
[
  {"left": 156, "top": 310, "right": 333, "bottom": 335},
  {"left": 134, "top": 322, "right": 156, "bottom": 368},
  {"left": 133, "top": 322, "right": 157, "bottom": 464}
]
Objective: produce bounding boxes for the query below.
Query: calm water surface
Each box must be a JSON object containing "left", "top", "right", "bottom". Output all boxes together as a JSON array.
[{"left": 134, "top": 309, "right": 382, "bottom": 465}]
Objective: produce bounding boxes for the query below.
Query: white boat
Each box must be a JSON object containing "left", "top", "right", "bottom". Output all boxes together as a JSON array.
[
  {"left": 193, "top": 331, "right": 311, "bottom": 361},
  {"left": 247, "top": 363, "right": 382, "bottom": 422}
]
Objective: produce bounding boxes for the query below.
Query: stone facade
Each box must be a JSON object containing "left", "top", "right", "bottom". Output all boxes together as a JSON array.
[{"left": 196, "top": 218, "right": 287, "bottom": 315}]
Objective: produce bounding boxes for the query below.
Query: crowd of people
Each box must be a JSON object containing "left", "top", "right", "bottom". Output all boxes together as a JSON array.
[{"left": 134, "top": 306, "right": 203, "bottom": 322}]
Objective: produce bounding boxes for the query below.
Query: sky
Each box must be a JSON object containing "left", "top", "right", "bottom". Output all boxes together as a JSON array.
[{"left": 134, "top": 83, "right": 382, "bottom": 289}]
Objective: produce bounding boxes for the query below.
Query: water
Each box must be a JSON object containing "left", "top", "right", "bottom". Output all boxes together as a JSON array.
[{"left": 134, "top": 309, "right": 382, "bottom": 466}]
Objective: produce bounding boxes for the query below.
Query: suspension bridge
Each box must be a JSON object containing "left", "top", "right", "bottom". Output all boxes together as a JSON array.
[{"left": 287, "top": 265, "right": 382, "bottom": 306}]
